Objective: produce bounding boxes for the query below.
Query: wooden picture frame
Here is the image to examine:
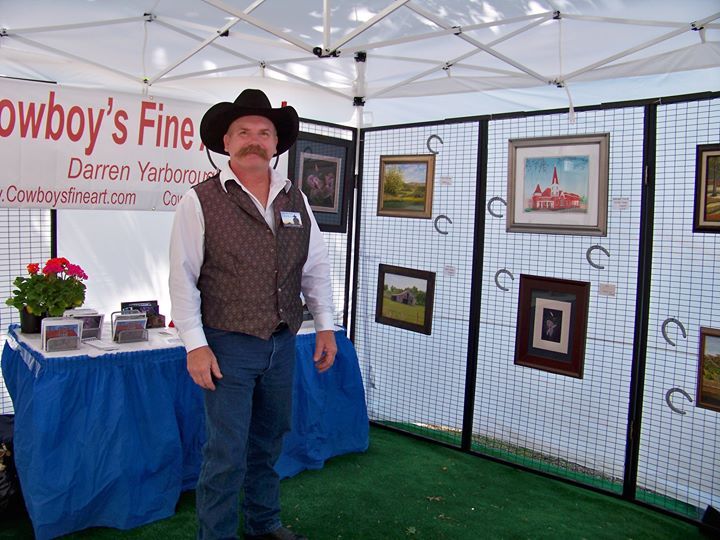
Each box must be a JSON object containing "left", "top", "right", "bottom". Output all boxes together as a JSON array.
[
  {"left": 697, "top": 327, "right": 720, "bottom": 412},
  {"left": 287, "top": 132, "right": 355, "bottom": 233},
  {"left": 377, "top": 154, "right": 435, "bottom": 218},
  {"left": 375, "top": 264, "right": 435, "bottom": 335},
  {"left": 507, "top": 134, "right": 609, "bottom": 236},
  {"left": 693, "top": 144, "right": 720, "bottom": 233},
  {"left": 514, "top": 274, "right": 590, "bottom": 378}
]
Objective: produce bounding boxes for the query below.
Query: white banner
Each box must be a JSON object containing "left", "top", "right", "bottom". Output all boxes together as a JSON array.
[{"left": 0, "top": 79, "right": 216, "bottom": 211}]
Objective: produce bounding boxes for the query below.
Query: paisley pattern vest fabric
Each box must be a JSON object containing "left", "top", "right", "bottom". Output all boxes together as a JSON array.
[{"left": 194, "top": 175, "right": 311, "bottom": 339}]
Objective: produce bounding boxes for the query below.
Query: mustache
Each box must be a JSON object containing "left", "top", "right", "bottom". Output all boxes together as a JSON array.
[{"left": 235, "top": 144, "right": 270, "bottom": 160}]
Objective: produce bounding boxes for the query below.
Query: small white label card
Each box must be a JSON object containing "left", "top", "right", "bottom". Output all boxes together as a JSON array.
[{"left": 599, "top": 283, "right": 617, "bottom": 297}]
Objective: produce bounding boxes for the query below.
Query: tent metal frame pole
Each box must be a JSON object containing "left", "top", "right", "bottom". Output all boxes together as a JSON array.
[
  {"left": 329, "top": 0, "right": 410, "bottom": 52},
  {"left": 202, "top": 0, "right": 315, "bottom": 53},
  {"left": 4, "top": 17, "right": 143, "bottom": 34},
  {"left": 564, "top": 12, "right": 720, "bottom": 81},
  {"left": 368, "top": 13, "right": 550, "bottom": 99},
  {"left": 7, "top": 35, "right": 139, "bottom": 82},
  {"left": 406, "top": 3, "right": 549, "bottom": 82},
  {"left": 148, "top": 18, "right": 242, "bottom": 84}
]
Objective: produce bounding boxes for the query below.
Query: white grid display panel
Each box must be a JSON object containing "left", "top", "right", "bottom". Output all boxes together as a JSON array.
[
  {"left": 0, "top": 208, "right": 53, "bottom": 414},
  {"left": 478, "top": 108, "right": 645, "bottom": 491},
  {"left": 354, "top": 121, "right": 479, "bottom": 446},
  {"left": 637, "top": 98, "right": 720, "bottom": 518},
  {"left": 299, "top": 120, "right": 354, "bottom": 326}
]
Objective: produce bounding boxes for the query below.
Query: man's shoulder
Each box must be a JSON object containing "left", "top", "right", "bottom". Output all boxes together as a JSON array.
[{"left": 193, "top": 172, "right": 221, "bottom": 192}]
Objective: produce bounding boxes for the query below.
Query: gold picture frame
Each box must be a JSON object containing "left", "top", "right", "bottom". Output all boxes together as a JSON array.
[{"left": 377, "top": 154, "right": 435, "bottom": 219}]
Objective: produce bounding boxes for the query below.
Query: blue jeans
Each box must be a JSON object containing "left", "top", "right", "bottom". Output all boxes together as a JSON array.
[{"left": 196, "top": 326, "right": 296, "bottom": 539}]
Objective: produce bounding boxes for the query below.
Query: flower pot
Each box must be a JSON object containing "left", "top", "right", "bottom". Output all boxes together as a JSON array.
[{"left": 19, "top": 307, "right": 46, "bottom": 334}]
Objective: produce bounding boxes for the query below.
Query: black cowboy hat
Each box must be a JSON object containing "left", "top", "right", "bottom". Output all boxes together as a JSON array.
[{"left": 199, "top": 89, "right": 299, "bottom": 156}]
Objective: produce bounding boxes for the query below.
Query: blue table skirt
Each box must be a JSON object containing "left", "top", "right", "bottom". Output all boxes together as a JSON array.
[{"left": 1, "top": 326, "right": 368, "bottom": 540}]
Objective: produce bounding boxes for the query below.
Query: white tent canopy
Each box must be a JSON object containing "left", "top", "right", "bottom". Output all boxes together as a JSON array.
[{"left": 1, "top": 0, "right": 719, "bottom": 124}]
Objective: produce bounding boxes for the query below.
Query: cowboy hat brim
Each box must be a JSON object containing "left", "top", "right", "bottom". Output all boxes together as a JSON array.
[{"left": 200, "top": 100, "right": 299, "bottom": 157}]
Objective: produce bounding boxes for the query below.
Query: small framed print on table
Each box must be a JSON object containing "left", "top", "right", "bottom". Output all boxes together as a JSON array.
[
  {"left": 375, "top": 264, "right": 436, "bottom": 335},
  {"left": 693, "top": 144, "right": 720, "bottom": 233},
  {"left": 377, "top": 154, "right": 435, "bottom": 219},
  {"left": 287, "top": 132, "right": 355, "bottom": 233},
  {"left": 514, "top": 274, "right": 590, "bottom": 378},
  {"left": 507, "top": 134, "right": 609, "bottom": 236},
  {"left": 697, "top": 327, "right": 720, "bottom": 412}
]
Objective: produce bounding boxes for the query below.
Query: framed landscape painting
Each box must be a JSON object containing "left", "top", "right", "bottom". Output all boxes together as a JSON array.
[
  {"left": 375, "top": 264, "right": 435, "bottom": 335},
  {"left": 288, "top": 132, "right": 355, "bottom": 233},
  {"left": 507, "top": 134, "right": 609, "bottom": 236},
  {"left": 693, "top": 144, "right": 720, "bottom": 233},
  {"left": 377, "top": 154, "right": 435, "bottom": 218},
  {"left": 697, "top": 327, "right": 720, "bottom": 412},
  {"left": 514, "top": 274, "right": 590, "bottom": 378}
]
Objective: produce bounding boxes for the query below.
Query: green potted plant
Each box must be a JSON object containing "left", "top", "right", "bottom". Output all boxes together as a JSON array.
[{"left": 6, "top": 257, "right": 88, "bottom": 333}]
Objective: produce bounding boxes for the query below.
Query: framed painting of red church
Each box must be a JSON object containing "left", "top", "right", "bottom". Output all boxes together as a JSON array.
[{"left": 507, "top": 134, "right": 609, "bottom": 236}]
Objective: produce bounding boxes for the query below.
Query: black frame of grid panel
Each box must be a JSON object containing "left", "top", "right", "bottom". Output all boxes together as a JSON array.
[
  {"left": 349, "top": 91, "right": 720, "bottom": 533},
  {"left": 296, "top": 117, "right": 358, "bottom": 328}
]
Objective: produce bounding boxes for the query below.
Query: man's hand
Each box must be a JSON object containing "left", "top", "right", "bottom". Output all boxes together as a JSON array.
[
  {"left": 313, "top": 330, "right": 337, "bottom": 373},
  {"left": 187, "top": 346, "right": 223, "bottom": 390}
]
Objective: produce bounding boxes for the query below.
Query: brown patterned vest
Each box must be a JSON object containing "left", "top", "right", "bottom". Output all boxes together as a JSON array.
[{"left": 193, "top": 174, "right": 311, "bottom": 339}]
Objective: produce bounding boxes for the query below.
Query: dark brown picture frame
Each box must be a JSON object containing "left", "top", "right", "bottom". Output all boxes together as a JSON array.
[
  {"left": 514, "top": 274, "right": 590, "bottom": 378},
  {"left": 697, "top": 327, "right": 720, "bottom": 412},
  {"left": 693, "top": 144, "right": 720, "bottom": 233},
  {"left": 375, "top": 264, "right": 435, "bottom": 335},
  {"left": 287, "top": 131, "right": 355, "bottom": 233},
  {"left": 377, "top": 154, "right": 435, "bottom": 218}
]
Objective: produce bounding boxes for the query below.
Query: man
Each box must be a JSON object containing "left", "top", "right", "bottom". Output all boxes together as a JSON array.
[{"left": 169, "top": 89, "right": 337, "bottom": 540}]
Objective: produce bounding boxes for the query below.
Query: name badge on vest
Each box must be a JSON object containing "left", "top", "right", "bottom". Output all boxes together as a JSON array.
[{"left": 280, "top": 211, "right": 303, "bottom": 228}]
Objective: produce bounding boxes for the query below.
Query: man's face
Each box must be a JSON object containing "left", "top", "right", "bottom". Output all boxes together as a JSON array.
[{"left": 223, "top": 115, "right": 278, "bottom": 168}]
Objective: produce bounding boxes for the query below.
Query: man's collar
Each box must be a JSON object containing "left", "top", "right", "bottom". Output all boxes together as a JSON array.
[{"left": 219, "top": 162, "right": 291, "bottom": 193}]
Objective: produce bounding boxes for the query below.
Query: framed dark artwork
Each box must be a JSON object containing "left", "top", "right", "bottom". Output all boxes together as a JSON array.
[
  {"left": 287, "top": 131, "right": 355, "bottom": 233},
  {"left": 375, "top": 264, "right": 435, "bottom": 335},
  {"left": 507, "top": 134, "right": 609, "bottom": 235},
  {"left": 377, "top": 154, "right": 435, "bottom": 218},
  {"left": 514, "top": 274, "right": 590, "bottom": 378},
  {"left": 697, "top": 327, "right": 720, "bottom": 412},
  {"left": 693, "top": 144, "right": 720, "bottom": 233}
]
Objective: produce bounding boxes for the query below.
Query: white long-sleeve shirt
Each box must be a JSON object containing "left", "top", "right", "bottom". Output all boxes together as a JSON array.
[{"left": 168, "top": 163, "right": 336, "bottom": 353}]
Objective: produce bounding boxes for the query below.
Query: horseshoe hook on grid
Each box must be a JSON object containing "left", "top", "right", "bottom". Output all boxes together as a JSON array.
[
  {"left": 487, "top": 196, "right": 507, "bottom": 218},
  {"left": 665, "top": 387, "right": 693, "bottom": 415},
  {"left": 494, "top": 268, "right": 515, "bottom": 291},
  {"left": 426, "top": 134, "right": 444, "bottom": 154},
  {"left": 434, "top": 214, "right": 452, "bottom": 235},
  {"left": 661, "top": 317, "right": 687, "bottom": 347},
  {"left": 586, "top": 245, "right": 610, "bottom": 270}
]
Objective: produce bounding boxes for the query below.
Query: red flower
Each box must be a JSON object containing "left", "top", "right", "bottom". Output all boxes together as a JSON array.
[
  {"left": 66, "top": 263, "right": 88, "bottom": 280},
  {"left": 27, "top": 263, "right": 40, "bottom": 275}
]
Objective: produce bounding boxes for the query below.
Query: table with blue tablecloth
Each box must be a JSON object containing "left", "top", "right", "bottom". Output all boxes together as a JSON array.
[{"left": 1, "top": 324, "right": 368, "bottom": 540}]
